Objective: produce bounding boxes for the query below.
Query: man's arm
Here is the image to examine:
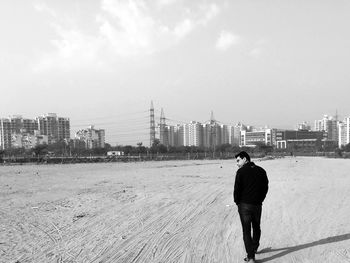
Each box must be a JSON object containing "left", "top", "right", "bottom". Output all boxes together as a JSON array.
[
  {"left": 261, "top": 170, "right": 269, "bottom": 202},
  {"left": 233, "top": 171, "right": 241, "bottom": 205}
]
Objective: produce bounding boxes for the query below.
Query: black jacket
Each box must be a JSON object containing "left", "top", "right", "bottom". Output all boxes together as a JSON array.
[{"left": 233, "top": 162, "right": 269, "bottom": 205}]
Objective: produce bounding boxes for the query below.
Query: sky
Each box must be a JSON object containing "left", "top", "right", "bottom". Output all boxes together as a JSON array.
[{"left": 1, "top": 0, "right": 350, "bottom": 146}]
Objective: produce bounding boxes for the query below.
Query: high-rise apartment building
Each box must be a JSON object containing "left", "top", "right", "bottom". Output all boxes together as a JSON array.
[
  {"left": 202, "top": 123, "right": 211, "bottom": 148},
  {"left": 166, "top": 125, "right": 175, "bottom": 147},
  {"left": 338, "top": 117, "right": 350, "bottom": 147},
  {"left": 183, "top": 121, "right": 203, "bottom": 147},
  {"left": 0, "top": 113, "right": 70, "bottom": 150},
  {"left": 314, "top": 115, "right": 338, "bottom": 141},
  {"left": 173, "top": 124, "right": 184, "bottom": 147},
  {"left": 202, "top": 122, "right": 220, "bottom": 148},
  {"left": 159, "top": 108, "right": 167, "bottom": 146},
  {"left": 157, "top": 123, "right": 176, "bottom": 147},
  {"left": 75, "top": 125, "right": 105, "bottom": 149},
  {"left": 0, "top": 115, "right": 39, "bottom": 150},
  {"left": 36, "top": 113, "right": 70, "bottom": 144},
  {"left": 220, "top": 124, "right": 230, "bottom": 145},
  {"left": 0, "top": 118, "right": 12, "bottom": 150},
  {"left": 232, "top": 123, "right": 246, "bottom": 146}
]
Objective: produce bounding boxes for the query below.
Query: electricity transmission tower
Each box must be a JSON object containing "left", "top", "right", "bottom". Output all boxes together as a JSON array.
[{"left": 150, "top": 101, "right": 156, "bottom": 147}]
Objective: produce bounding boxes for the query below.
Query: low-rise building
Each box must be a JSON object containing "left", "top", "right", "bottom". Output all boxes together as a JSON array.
[
  {"left": 240, "top": 129, "right": 272, "bottom": 147},
  {"left": 274, "top": 129, "right": 325, "bottom": 151}
]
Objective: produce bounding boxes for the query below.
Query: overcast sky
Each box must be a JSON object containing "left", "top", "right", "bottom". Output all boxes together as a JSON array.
[{"left": 1, "top": 0, "right": 350, "bottom": 145}]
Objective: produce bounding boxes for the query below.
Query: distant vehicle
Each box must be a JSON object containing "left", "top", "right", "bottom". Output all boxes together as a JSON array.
[{"left": 107, "top": 151, "right": 124, "bottom": 156}]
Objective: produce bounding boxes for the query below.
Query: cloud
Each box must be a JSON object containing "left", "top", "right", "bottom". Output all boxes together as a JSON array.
[
  {"left": 248, "top": 39, "right": 268, "bottom": 58},
  {"left": 33, "top": 0, "right": 220, "bottom": 71},
  {"left": 33, "top": 25, "right": 105, "bottom": 72},
  {"left": 216, "top": 30, "right": 240, "bottom": 51},
  {"left": 200, "top": 3, "right": 219, "bottom": 23},
  {"left": 156, "top": 0, "right": 179, "bottom": 7},
  {"left": 249, "top": 47, "right": 263, "bottom": 58},
  {"left": 33, "top": 1, "right": 57, "bottom": 18},
  {"left": 173, "top": 19, "right": 194, "bottom": 39},
  {"left": 97, "top": 0, "right": 158, "bottom": 56}
]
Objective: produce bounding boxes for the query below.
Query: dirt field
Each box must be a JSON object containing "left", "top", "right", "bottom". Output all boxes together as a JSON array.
[{"left": 1, "top": 157, "right": 350, "bottom": 263}]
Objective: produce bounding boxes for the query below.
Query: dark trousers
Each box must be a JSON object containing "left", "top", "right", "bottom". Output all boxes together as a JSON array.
[{"left": 238, "top": 203, "right": 262, "bottom": 259}]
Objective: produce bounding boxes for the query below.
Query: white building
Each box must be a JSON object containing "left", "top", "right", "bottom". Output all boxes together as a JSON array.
[
  {"left": 240, "top": 129, "right": 272, "bottom": 147},
  {"left": 338, "top": 117, "right": 350, "bottom": 147},
  {"left": 314, "top": 115, "right": 338, "bottom": 141},
  {"left": 183, "top": 121, "right": 203, "bottom": 147}
]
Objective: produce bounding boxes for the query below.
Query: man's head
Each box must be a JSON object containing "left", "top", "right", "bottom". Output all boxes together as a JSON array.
[{"left": 235, "top": 151, "right": 250, "bottom": 168}]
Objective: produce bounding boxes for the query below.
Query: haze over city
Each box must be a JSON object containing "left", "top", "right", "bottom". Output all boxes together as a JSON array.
[{"left": 1, "top": 0, "right": 350, "bottom": 145}]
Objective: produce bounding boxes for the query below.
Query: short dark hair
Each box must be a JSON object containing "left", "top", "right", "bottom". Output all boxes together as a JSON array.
[{"left": 235, "top": 151, "right": 251, "bottom": 162}]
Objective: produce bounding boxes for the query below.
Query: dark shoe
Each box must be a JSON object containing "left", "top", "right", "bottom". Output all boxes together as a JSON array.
[{"left": 244, "top": 257, "right": 255, "bottom": 262}]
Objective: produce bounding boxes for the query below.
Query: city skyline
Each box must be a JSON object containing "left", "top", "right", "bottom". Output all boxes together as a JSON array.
[
  {"left": 1, "top": 1, "right": 350, "bottom": 145},
  {"left": 0, "top": 108, "right": 348, "bottom": 148}
]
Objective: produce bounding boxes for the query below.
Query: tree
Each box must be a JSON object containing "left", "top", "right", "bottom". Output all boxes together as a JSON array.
[
  {"left": 341, "top": 143, "right": 350, "bottom": 152},
  {"left": 92, "top": 147, "right": 107, "bottom": 155},
  {"left": 32, "top": 144, "right": 48, "bottom": 156},
  {"left": 137, "top": 142, "right": 147, "bottom": 154},
  {"left": 122, "top": 145, "right": 134, "bottom": 155},
  {"left": 104, "top": 143, "right": 112, "bottom": 151},
  {"left": 47, "top": 141, "right": 67, "bottom": 155}
]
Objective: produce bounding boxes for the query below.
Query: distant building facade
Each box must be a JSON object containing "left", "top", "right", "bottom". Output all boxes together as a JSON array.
[
  {"left": 240, "top": 129, "right": 272, "bottom": 147},
  {"left": 338, "top": 117, "right": 350, "bottom": 147},
  {"left": 274, "top": 129, "right": 324, "bottom": 151},
  {"left": 314, "top": 115, "right": 338, "bottom": 142},
  {"left": 183, "top": 121, "right": 203, "bottom": 147},
  {"left": 11, "top": 131, "right": 49, "bottom": 149},
  {"left": 36, "top": 113, "right": 70, "bottom": 144},
  {"left": 75, "top": 125, "right": 105, "bottom": 149},
  {"left": 0, "top": 114, "right": 66, "bottom": 150},
  {"left": 156, "top": 119, "right": 247, "bottom": 149},
  {"left": 232, "top": 123, "right": 245, "bottom": 146},
  {"left": 0, "top": 116, "right": 39, "bottom": 150},
  {"left": 174, "top": 124, "right": 184, "bottom": 147},
  {"left": 297, "top": 121, "right": 311, "bottom": 131}
]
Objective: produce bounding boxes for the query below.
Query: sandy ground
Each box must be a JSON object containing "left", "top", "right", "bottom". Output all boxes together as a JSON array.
[{"left": 0, "top": 157, "right": 350, "bottom": 263}]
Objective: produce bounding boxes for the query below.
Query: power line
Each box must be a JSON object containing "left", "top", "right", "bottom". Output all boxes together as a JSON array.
[
  {"left": 71, "top": 110, "right": 149, "bottom": 122},
  {"left": 71, "top": 121, "right": 149, "bottom": 129},
  {"left": 71, "top": 117, "right": 149, "bottom": 127}
]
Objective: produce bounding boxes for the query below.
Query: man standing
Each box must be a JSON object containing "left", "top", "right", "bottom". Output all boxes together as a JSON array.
[{"left": 234, "top": 151, "right": 269, "bottom": 263}]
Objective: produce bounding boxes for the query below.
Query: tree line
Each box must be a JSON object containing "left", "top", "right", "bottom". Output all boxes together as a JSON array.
[{"left": 1, "top": 139, "right": 350, "bottom": 158}]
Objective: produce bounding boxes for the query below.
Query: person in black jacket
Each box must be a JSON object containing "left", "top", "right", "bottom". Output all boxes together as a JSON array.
[{"left": 233, "top": 151, "right": 269, "bottom": 263}]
